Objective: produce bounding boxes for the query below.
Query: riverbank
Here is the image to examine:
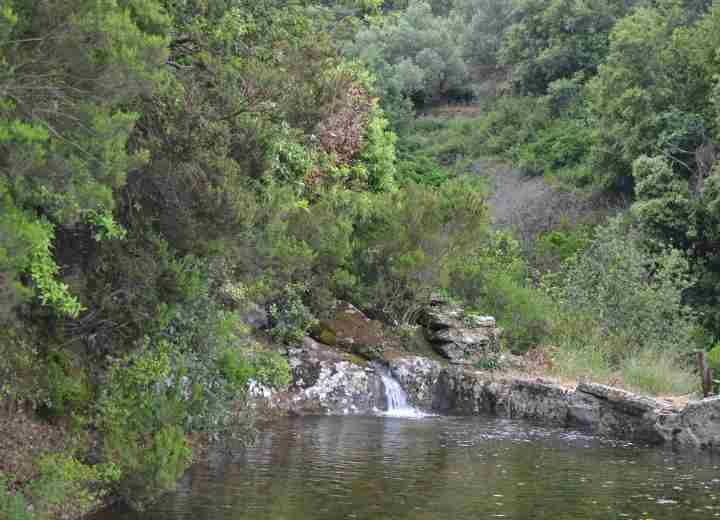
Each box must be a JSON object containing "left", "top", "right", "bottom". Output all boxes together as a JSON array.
[{"left": 250, "top": 329, "right": 719, "bottom": 449}]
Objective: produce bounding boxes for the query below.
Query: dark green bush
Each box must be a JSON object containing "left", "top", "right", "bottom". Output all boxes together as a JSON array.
[
  {"left": 43, "top": 352, "right": 91, "bottom": 417},
  {"left": 269, "top": 284, "right": 318, "bottom": 345},
  {"left": 515, "top": 118, "right": 593, "bottom": 178}
]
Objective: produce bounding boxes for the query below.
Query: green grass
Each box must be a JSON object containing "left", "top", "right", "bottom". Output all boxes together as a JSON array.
[
  {"left": 549, "top": 318, "right": 698, "bottom": 396},
  {"left": 396, "top": 113, "right": 493, "bottom": 185}
]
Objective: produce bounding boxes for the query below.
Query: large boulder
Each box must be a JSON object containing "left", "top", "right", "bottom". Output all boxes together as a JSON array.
[
  {"left": 419, "top": 300, "right": 500, "bottom": 365},
  {"left": 311, "top": 301, "right": 386, "bottom": 361},
  {"left": 656, "top": 395, "right": 720, "bottom": 449},
  {"left": 280, "top": 337, "right": 387, "bottom": 415},
  {"left": 388, "top": 356, "right": 444, "bottom": 409}
]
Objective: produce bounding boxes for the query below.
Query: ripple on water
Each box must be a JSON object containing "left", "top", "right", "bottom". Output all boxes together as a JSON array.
[{"left": 89, "top": 415, "right": 720, "bottom": 520}]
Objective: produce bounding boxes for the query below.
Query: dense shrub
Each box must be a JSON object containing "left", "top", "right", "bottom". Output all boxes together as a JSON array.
[
  {"left": 544, "top": 219, "right": 700, "bottom": 393},
  {"left": 449, "top": 232, "right": 552, "bottom": 352},
  {"left": 345, "top": 1, "right": 469, "bottom": 105}
]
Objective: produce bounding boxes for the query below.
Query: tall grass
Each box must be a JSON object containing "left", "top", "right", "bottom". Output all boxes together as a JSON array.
[{"left": 549, "top": 313, "right": 698, "bottom": 396}]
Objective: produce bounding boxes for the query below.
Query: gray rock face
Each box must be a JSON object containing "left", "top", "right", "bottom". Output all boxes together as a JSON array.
[
  {"left": 388, "top": 356, "right": 443, "bottom": 409},
  {"left": 260, "top": 331, "right": 720, "bottom": 451},
  {"left": 655, "top": 396, "right": 720, "bottom": 449},
  {"left": 420, "top": 302, "right": 500, "bottom": 365},
  {"left": 387, "top": 355, "right": 720, "bottom": 449},
  {"left": 279, "top": 337, "right": 386, "bottom": 415}
]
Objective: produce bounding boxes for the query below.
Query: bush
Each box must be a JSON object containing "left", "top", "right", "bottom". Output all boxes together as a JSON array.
[
  {"left": 269, "top": 284, "right": 318, "bottom": 345},
  {"left": 546, "top": 218, "right": 701, "bottom": 394},
  {"left": 43, "top": 352, "right": 91, "bottom": 417},
  {"left": 346, "top": 1, "right": 468, "bottom": 104},
  {"left": 349, "top": 177, "right": 488, "bottom": 322},
  {"left": 515, "top": 118, "right": 593, "bottom": 178},
  {"left": 475, "top": 96, "right": 550, "bottom": 158},
  {"left": 96, "top": 259, "right": 290, "bottom": 504},
  {"left": 29, "top": 454, "right": 120, "bottom": 516},
  {"left": 449, "top": 232, "right": 552, "bottom": 353},
  {"left": 550, "top": 220, "right": 697, "bottom": 356},
  {"left": 0, "top": 474, "right": 32, "bottom": 520}
]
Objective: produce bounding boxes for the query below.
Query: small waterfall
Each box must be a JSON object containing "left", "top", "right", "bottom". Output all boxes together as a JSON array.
[{"left": 379, "top": 370, "right": 426, "bottom": 418}]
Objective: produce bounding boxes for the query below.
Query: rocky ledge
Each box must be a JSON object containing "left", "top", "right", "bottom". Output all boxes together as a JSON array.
[
  {"left": 252, "top": 300, "right": 720, "bottom": 451},
  {"left": 389, "top": 355, "right": 720, "bottom": 449}
]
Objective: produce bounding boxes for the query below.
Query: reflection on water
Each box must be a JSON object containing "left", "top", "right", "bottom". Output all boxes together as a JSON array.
[{"left": 91, "top": 416, "right": 720, "bottom": 520}]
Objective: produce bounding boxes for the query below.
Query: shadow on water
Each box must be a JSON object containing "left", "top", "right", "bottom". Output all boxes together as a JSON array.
[{"left": 91, "top": 415, "right": 720, "bottom": 520}]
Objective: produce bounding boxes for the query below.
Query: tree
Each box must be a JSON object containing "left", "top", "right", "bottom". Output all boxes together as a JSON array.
[
  {"left": 499, "top": 0, "right": 633, "bottom": 94},
  {"left": 346, "top": 1, "right": 468, "bottom": 104}
]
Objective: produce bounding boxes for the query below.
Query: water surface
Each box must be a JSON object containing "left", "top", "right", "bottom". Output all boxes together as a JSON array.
[{"left": 93, "top": 416, "right": 720, "bottom": 520}]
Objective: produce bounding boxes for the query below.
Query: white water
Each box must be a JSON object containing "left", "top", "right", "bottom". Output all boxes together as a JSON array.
[{"left": 379, "top": 371, "right": 427, "bottom": 418}]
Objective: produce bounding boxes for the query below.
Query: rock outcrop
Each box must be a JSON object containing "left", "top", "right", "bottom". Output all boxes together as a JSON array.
[
  {"left": 273, "top": 337, "right": 386, "bottom": 415},
  {"left": 255, "top": 299, "right": 720, "bottom": 452},
  {"left": 420, "top": 300, "right": 500, "bottom": 365},
  {"left": 388, "top": 356, "right": 720, "bottom": 449},
  {"left": 311, "top": 301, "right": 387, "bottom": 361}
]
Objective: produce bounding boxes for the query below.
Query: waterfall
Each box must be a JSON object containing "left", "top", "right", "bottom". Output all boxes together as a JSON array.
[{"left": 379, "top": 370, "right": 426, "bottom": 418}]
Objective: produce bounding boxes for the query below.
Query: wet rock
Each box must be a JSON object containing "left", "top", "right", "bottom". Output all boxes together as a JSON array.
[
  {"left": 280, "top": 336, "right": 386, "bottom": 415},
  {"left": 500, "top": 379, "right": 571, "bottom": 423},
  {"left": 577, "top": 382, "right": 660, "bottom": 416},
  {"left": 657, "top": 396, "right": 720, "bottom": 449},
  {"left": 388, "top": 356, "right": 443, "bottom": 409}
]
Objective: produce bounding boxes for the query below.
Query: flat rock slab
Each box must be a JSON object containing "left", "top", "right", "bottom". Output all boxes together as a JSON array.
[{"left": 577, "top": 382, "right": 667, "bottom": 416}]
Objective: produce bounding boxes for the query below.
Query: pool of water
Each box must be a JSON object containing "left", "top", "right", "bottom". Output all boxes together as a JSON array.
[{"left": 92, "top": 415, "right": 720, "bottom": 520}]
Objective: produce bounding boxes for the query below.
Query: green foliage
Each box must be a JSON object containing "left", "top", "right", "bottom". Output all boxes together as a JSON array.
[
  {"left": 457, "top": 0, "right": 515, "bottom": 67},
  {"left": 499, "top": 0, "right": 631, "bottom": 94},
  {"left": 252, "top": 350, "right": 293, "bottom": 389},
  {"left": 707, "top": 343, "right": 720, "bottom": 374},
  {"left": 346, "top": 1, "right": 469, "bottom": 104},
  {"left": 516, "top": 118, "right": 592, "bottom": 179},
  {"left": 269, "top": 284, "right": 318, "bottom": 345},
  {"left": 349, "top": 177, "right": 489, "bottom": 321},
  {"left": 30, "top": 454, "right": 120, "bottom": 515},
  {"left": 0, "top": 474, "right": 32, "bottom": 520},
  {"left": 98, "top": 340, "right": 196, "bottom": 503},
  {"left": 0, "top": 186, "right": 83, "bottom": 318},
  {"left": 549, "top": 219, "right": 698, "bottom": 359},
  {"left": 356, "top": 108, "right": 398, "bottom": 191},
  {"left": 588, "top": 2, "right": 719, "bottom": 192},
  {"left": 0, "top": 326, "right": 43, "bottom": 407},
  {"left": 450, "top": 232, "right": 551, "bottom": 352},
  {"left": 533, "top": 223, "right": 593, "bottom": 271},
  {"left": 43, "top": 352, "right": 91, "bottom": 417},
  {"left": 95, "top": 259, "right": 289, "bottom": 503}
]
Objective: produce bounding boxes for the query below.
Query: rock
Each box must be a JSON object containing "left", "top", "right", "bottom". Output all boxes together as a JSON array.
[
  {"left": 577, "top": 382, "right": 660, "bottom": 416},
  {"left": 419, "top": 301, "right": 500, "bottom": 365},
  {"left": 657, "top": 396, "right": 720, "bottom": 449},
  {"left": 311, "top": 301, "right": 386, "bottom": 361},
  {"left": 240, "top": 302, "right": 269, "bottom": 331},
  {"left": 421, "top": 304, "right": 465, "bottom": 330},
  {"left": 280, "top": 336, "right": 386, "bottom": 415},
  {"left": 500, "top": 379, "right": 571, "bottom": 423},
  {"left": 426, "top": 327, "right": 490, "bottom": 345},
  {"left": 388, "top": 356, "right": 443, "bottom": 409}
]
